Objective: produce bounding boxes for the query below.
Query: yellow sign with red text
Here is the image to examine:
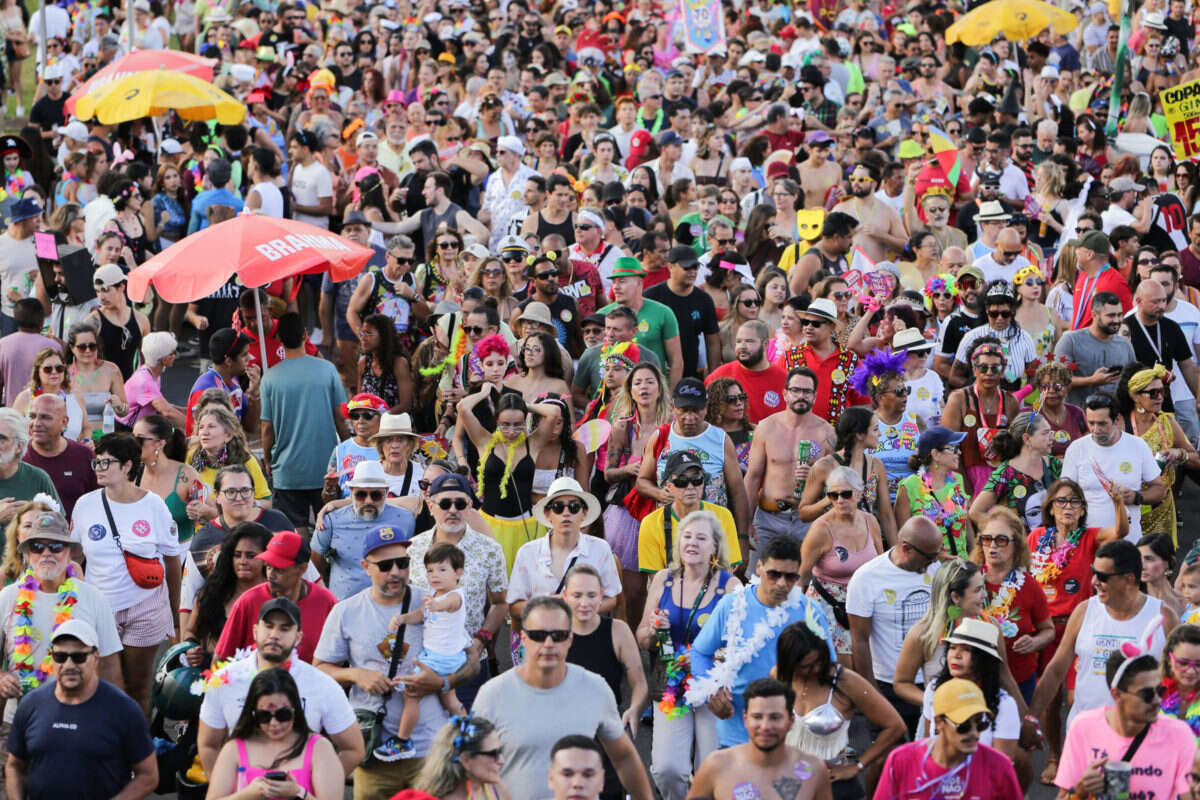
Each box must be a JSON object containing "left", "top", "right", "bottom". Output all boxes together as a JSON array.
[{"left": 1163, "top": 78, "right": 1200, "bottom": 161}]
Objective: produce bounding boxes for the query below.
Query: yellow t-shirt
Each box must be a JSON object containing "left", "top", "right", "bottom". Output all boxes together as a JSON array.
[
  {"left": 637, "top": 501, "right": 742, "bottom": 573},
  {"left": 187, "top": 451, "right": 272, "bottom": 502}
]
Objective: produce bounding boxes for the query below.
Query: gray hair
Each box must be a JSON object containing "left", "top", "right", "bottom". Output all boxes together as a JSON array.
[
  {"left": 670, "top": 509, "right": 731, "bottom": 570},
  {"left": 387, "top": 234, "right": 415, "bottom": 252},
  {"left": 1036, "top": 119, "right": 1057, "bottom": 137},
  {"left": 825, "top": 465, "right": 864, "bottom": 493},
  {"left": 0, "top": 409, "right": 30, "bottom": 453}
]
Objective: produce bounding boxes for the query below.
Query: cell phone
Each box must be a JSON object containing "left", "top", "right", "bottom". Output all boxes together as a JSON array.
[
  {"left": 1106, "top": 366, "right": 1122, "bottom": 373},
  {"left": 264, "top": 771, "right": 288, "bottom": 781}
]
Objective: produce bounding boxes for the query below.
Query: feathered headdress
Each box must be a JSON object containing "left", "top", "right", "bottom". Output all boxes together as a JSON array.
[{"left": 848, "top": 347, "right": 907, "bottom": 396}]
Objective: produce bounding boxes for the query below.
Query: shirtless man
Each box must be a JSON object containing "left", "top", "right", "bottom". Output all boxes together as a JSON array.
[
  {"left": 744, "top": 366, "right": 836, "bottom": 557},
  {"left": 833, "top": 162, "right": 908, "bottom": 263},
  {"left": 688, "top": 678, "right": 831, "bottom": 800},
  {"left": 798, "top": 131, "right": 843, "bottom": 210}
]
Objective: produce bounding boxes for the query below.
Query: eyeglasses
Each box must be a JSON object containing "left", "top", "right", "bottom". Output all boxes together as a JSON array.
[
  {"left": 978, "top": 534, "right": 1012, "bottom": 547},
  {"left": 547, "top": 499, "right": 585, "bottom": 515},
  {"left": 73, "top": 341, "right": 97, "bottom": 351},
  {"left": 890, "top": 386, "right": 911, "bottom": 397},
  {"left": 987, "top": 309, "right": 1013, "bottom": 320},
  {"left": 253, "top": 707, "right": 296, "bottom": 725},
  {"left": 463, "top": 325, "right": 487, "bottom": 336},
  {"left": 952, "top": 715, "right": 992, "bottom": 734},
  {"left": 1121, "top": 684, "right": 1168, "bottom": 704},
  {"left": 1171, "top": 652, "right": 1200, "bottom": 673},
  {"left": 670, "top": 475, "right": 705, "bottom": 488},
  {"left": 49, "top": 650, "right": 92, "bottom": 664},
  {"left": 1139, "top": 387, "right": 1165, "bottom": 399},
  {"left": 1040, "top": 383, "right": 1065, "bottom": 393},
  {"left": 40, "top": 364, "right": 65, "bottom": 374},
  {"left": 764, "top": 569, "right": 802, "bottom": 583},
  {"left": 801, "top": 319, "right": 828, "bottom": 329},
  {"left": 221, "top": 487, "right": 255, "bottom": 500},
  {"left": 739, "top": 298, "right": 761, "bottom": 307},
  {"left": 1053, "top": 496, "right": 1084, "bottom": 507},
  {"left": 26, "top": 541, "right": 68, "bottom": 555},
  {"left": 367, "top": 556, "right": 410, "bottom": 572},
  {"left": 524, "top": 628, "right": 571, "bottom": 642},
  {"left": 826, "top": 489, "right": 855, "bottom": 501},
  {"left": 726, "top": 394, "right": 747, "bottom": 404},
  {"left": 786, "top": 386, "right": 816, "bottom": 395},
  {"left": 91, "top": 457, "right": 119, "bottom": 471},
  {"left": 481, "top": 268, "right": 504, "bottom": 276},
  {"left": 349, "top": 410, "right": 381, "bottom": 421},
  {"left": 973, "top": 363, "right": 1004, "bottom": 374},
  {"left": 938, "top": 445, "right": 961, "bottom": 455},
  {"left": 354, "top": 490, "right": 386, "bottom": 501},
  {"left": 437, "top": 498, "right": 470, "bottom": 511},
  {"left": 1092, "top": 566, "right": 1132, "bottom": 582}
]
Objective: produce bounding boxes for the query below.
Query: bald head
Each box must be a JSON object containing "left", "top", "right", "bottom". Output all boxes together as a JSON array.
[
  {"left": 28, "top": 393, "right": 66, "bottom": 447},
  {"left": 996, "top": 228, "right": 1022, "bottom": 250},
  {"left": 894, "top": 515, "right": 942, "bottom": 571},
  {"left": 1136, "top": 277, "right": 1166, "bottom": 322},
  {"left": 940, "top": 246, "right": 966, "bottom": 272}
]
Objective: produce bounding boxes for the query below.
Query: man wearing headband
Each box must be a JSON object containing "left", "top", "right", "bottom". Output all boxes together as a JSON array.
[
  {"left": 562, "top": 207, "right": 616, "bottom": 315},
  {"left": 1062, "top": 393, "right": 1166, "bottom": 541}
]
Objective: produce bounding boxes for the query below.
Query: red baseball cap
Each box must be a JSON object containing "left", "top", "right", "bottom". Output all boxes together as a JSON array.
[{"left": 257, "top": 531, "right": 311, "bottom": 569}]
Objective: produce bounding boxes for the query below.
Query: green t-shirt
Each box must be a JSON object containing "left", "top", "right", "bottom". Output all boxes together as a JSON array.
[
  {"left": 598, "top": 298, "right": 679, "bottom": 368},
  {"left": 0, "top": 463, "right": 59, "bottom": 507}
]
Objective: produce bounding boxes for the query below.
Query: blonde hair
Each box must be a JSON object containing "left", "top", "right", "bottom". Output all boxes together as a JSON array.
[
  {"left": 670, "top": 510, "right": 730, "bottom": 570},
  {"left": 917, "top": 559, "right": 980, "bottom": 660},
  {"left": 969, "top": 506, "right": 1032, "bottom": 570}
]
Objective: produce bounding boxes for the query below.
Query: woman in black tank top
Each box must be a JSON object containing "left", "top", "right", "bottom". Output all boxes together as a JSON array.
[
  {"left": 91, "top": 284, "right": 145, "bottom": 381},
  {"left": 564, "top": 566, "right": 649, "bottom": 800}
]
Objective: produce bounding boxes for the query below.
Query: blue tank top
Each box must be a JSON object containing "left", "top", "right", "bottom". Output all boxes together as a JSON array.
[
  {"left": 869, "top": 411, "right": 920, "bottom": 503},
  {"left": 656, "top": 423, "right": 729, "bottom": 507},
  {"left": 659, "top": 569, "right": 733, "bottom": 649}
]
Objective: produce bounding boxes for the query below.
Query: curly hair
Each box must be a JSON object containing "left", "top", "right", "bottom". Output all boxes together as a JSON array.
[
  {"left": 26, "top": 347, "right": 71, "bottom": 395},
  {"left": 475, "top": 332, "right": 510, "bottom": 362},
  {"left": 705, "top": 377, "right": 752, "bottom": 431}
]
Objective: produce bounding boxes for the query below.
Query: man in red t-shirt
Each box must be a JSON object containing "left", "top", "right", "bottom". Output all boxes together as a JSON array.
[
  {"left": 214, "top": 531, "right": 338, "bottom": 663},
  {"left": 1070, "top": 230, "right": 1132, "bottom": 329},
  {"left": 705, "top": 319, "right": 787, "bottom": 424},
  {"left": 764, "top": 103, "right": 805, "bottom": 157}
]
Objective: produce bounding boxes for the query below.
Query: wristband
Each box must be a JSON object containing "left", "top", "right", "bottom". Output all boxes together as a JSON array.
[
  {"left": 1133, "top": 491, "right": 1144, "bottom": 505},
  {"left": 474, "top": 628, "right": 493, "bottom": 645},
  {"left": 441, "top": 675, "right": 451, "bottom": 694},
  {"left": 1023, "top": 714, "right": 1042, "bottom": 728},
  {"left": 855, "top": 760, "right": 865, "bottom": 773}
]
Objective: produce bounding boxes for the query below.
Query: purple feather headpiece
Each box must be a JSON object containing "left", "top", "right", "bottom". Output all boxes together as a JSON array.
[{"left": 849, "top": 347, "right": 908, "bottom": 396}]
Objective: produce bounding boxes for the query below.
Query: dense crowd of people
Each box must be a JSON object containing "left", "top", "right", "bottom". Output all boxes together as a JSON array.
[{"left": 7, "top": 0, "right": 1200, "bottom": 797}]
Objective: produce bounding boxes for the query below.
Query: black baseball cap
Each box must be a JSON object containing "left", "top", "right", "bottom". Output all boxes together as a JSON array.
[
  {"left": 667, "top": 245, "right": 700, "bottom": 269},
  {"left": 663, "top": 450, "right": 703, "bottom": 480},
  {"left": 258, "top": 597, "right": 302, "bottom": 626},
  {"left": 673, "top": 377, "right": 707, "bottom": 409}
]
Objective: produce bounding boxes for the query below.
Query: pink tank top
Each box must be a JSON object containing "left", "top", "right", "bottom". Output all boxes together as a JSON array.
[
  {"left": 811, "top": 520, "right": 878, "bottom": 586},
  {"left": 236, "top": 735, "right": 318, "bottom": 794}
]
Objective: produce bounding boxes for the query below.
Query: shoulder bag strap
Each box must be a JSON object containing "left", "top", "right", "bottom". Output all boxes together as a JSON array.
[
  {"left": 399, "top": 461, "right": 413, "bottom": 498},
  {"left": 553, "top": 556, "right": 580, "bottom": 595},
  {"left": 379, "top": 587, "right": 412, "bottom": 711},
  {"left": 101, "top": 492, "right": 125, "bottom": 554},
  {"left": 1121, "top": 723, "right": 1151, "bottom": 762}
]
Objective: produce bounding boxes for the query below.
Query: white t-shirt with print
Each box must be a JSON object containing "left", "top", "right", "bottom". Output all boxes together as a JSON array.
[
  {"left": 1061, "top": 432, "right": 1161, "bottom": 541},
  {"left": 905, "top": 369, "right": 945, "bottom": 427},
  {"left": 1165, "top": 299, "right": 1200, "bottom": 405},
  {"left": 845, "top": 551, "right": 939, "bottom": 683},
  {"left": 71, "top": 489, "right": 182, "bottom": 612},
  {"left": 198, "top": 654, "right": 357, "bottom": 734},
  {"left": 290, "top": 160, "right": 333, "bottom": 229}
]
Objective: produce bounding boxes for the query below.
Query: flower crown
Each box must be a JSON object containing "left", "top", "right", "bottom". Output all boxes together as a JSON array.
[
  {"left": 1022, "top": 353, "right": 1077, "bottom": 379},
  {"left": 1012, "top": 263, "right": 1043, "bottom": 287},
  {"left": 970, "top": 341, "right": 1006, "bottom": 364}
]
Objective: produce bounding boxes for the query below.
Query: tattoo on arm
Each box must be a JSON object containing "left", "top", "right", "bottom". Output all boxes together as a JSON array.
[{"left": 774, "top": 776, "right": 804, "bottom": 800}]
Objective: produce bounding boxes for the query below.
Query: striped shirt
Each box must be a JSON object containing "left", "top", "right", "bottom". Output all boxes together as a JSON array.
[{"left": 954, "top": 323, "right": 1039, "bottom": 386}]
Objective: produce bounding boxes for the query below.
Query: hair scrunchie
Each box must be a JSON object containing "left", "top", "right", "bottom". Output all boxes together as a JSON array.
[{"left": 1127, "top": 363, "right": 1168, "bottom": 395}]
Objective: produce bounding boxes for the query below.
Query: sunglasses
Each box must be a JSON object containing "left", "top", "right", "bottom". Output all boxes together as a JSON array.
[
  {"left": 573, "top": 224, "right": 596, "bottom": 231},
  {"left": 832, "top": 291, "right": 853, "bottom": 300},
  {"left": 438, "top": 241, "right": 460, "bottom": 249},
  {"left": 502, "top": 254, "right": 525, "bottom": 263},
  {"left": 1022, "top": 277, "right": 1046, "bottom": 286},
  {"left": 472, "top": 747, "right": 503, "bottom": 760},
  {"left": 764, "top": 569, "right": 802, "bottom": 583},
  {"left": 524, "top": 628, "right": 571, "bottom": 642},
  {"left": 349, "top": 410, "right": 381, "bottom": 421},
  {"left": 221, "top": 487, "right": 254, "bottom": 500},
  {"left": 890, "top": 386, "right": 911, "bottom": 397},
  {"left": 253, "top": 707, "right": 296, "bottom": 725},
  {"left": 536, "top": 270, "right": 559, "bottom": 280},
  {"left": 391, "top": 256, "right": 414, "bottom": 265},
  {"left": 932, "top": 292, "right": 953, "bottom": 299},
  {"left": 354, "top": 490, "right": 385, "bottom": 501},
  {"left": 826, "top": 489, "right": 855, "bottom": 500},
  {"left": 801, "top": 319, "right": 828, "bottom": 329},
  {"left": 1138, "top": 388, "right": 1164, "bottom": 399},
  {"left": 367, "top": 556, "right": 410, "bottom": 572},
  {"left": 903, "top": 538, "right": 940, "bottom": 562},
  {"left": 437, "top": 498, "right": 470, "bottom": 511},
  {"left": 952, "top": 715, "right": 992, "bottom": 734},
  {"left": 715, "top": 237, "right": 736, "bottom": 247},
  {"left": 1092, "top": 566, "right": 1132, "bottom": 582},
  {"left": 26, "top": 541, "right": 68, "bottom": 555},
  {"left": 974, "top": 363, "right": 1004, "bottom": 375},
  {"left": 999, "top": 249, "right": 1023, "bottom": 259},
  {"left": 73, "top": 341, "right": 97, "bottom": 351},
  {"left": 739, "top": 298, "right": 761, "bottom": 307},
  {"left": 670, "top": 475, "right": 705, "bottom": 488},
  {"left": 1040, "top": 383, "right": 1064, "bottom": 392},
  {"left": 727, "top": 394, "right": 748, "bottom": 404},
  {"left": 40, "top": 364, "right": 65, "bottom": 373},
  {"left": 987, "top": 309, "right": 1013, "bottom": 320},
  {"left": 957, "top": 277, "right": 978, "bottom": 289},
  {"left": 481, "top": 268, "right": 504, "bottom": 276},
  {"left": 463, "top": 326, "right": 488, "bottom": 337},
  {"left": 547, "top": 499, "right": 585, "bottom": 515},
  {"left": 1137, "top": 258, "right": 1159, "bottom": 266},
  {"left": 1122, "top": 684, "right": 1168, "bottom": 704},
  {"left": 978, "top": 534, "right": 1012, "bottom": 547},
  {"left": 49, "top": 650, "right": 91, "bottom": 664}
]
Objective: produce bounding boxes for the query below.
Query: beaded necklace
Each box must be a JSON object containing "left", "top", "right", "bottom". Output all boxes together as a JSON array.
[
  {"left": 12, "top": 565, "right": 79, "bottom": 693},
  {"left": 915, "top": 466, "right": 966, "bottom": 552},
  {"left": 1030, "top": 526, "right": 1085, "bottom": 587}
]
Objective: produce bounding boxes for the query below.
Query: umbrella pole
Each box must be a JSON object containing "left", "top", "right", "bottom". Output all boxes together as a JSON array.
[
  {"left": 38, "top": 0, "right": 46, "bottom": 78},
  {"left": 127, "top": 0, "right": 135, "bottom": 51},
  {"left": 253, "top": 291, "right": 269, "bottom": 371}
]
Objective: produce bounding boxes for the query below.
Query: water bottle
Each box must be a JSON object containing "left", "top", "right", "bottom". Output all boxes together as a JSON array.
[{"left": 102, "top": 402, "right": 115, "bottom": 434}]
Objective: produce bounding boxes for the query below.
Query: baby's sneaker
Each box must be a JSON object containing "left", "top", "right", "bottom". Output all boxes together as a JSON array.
[{"left": 374, "top": 736, "right": 416, "bottom": 762}]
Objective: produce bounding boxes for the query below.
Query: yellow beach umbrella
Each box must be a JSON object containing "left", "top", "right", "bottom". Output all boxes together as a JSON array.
[
  {"left": 945, "top": 0, "right": 1078, "bottom": 45},
  {"left": 75, "top": 68, "right": 246, "bottom": 125}
]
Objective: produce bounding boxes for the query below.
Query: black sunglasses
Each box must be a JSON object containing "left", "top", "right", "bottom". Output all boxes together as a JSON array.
[
  {"left": 27, "top": 541, "right": 68, "bottom": 555},
  {"left": 367, "top": 556, "right": 410, "bottom": 572},
  {"left": 764, "top": 569, "right": 801, "bottom": 583},
  {"left": 253, "top": 707, "right": 296, "bottom": 725},
  {"left": 670, "top": 475, "right": 704, "bottom": 488},
  {"left": 952, "top": 715, "right": 992, "bottom": 734},
  {"left": 524, "top": 628, "right": 571, "bottom": 642},
  {"left": 354, "top": 490, "right": 385, "bottom": 501},
  {"left": 49, "top": 650, "right": 92, "bottom": 664},
  {"left": 547, "top": 499, "right": 585, "bottom": 515},
  {"left": 1139, "top": 387, "right": 1164, "bottom": 399},
  {"left": 826, "top": 489, "right": 855, "bottom": 500},
  {"left": 1122, "top": 684, "right": 1169, "bottom": 704},
  {"left": 391, "top": 255, "right": 414, "bottom": 265},
  {"left": 437, "top": 498, "right": 470, "bottom": 511},
  {"left": 536, "top": 270, "right": 559, "bottom": 279},
  {"left": 349, "top": 410, "right": 381, "bottom": 421},
  {"left": 1092, "top": 566, "right": 1133, "bottom": 582},
  {"left": 739, "top": 298, "right": 761, "bottom": 307}
]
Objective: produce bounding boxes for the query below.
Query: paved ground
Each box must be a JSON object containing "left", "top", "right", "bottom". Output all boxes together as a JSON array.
[{"left": 155, "top": 355, "right": 1200, "bottom": 798}]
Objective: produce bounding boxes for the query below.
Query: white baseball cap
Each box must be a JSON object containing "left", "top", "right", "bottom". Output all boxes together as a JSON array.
[
  {"left": 56, "top": 120, "right": 89, "bottom": 141},
  {"left": 497, "top": 135, "right": 525, "bottom": 156}
]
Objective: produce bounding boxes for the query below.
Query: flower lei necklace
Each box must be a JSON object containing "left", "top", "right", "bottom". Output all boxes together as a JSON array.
[
  {"left": 1161, "top": 676, "right": 1200, "bottom": 739},
  {"left": 982, "top": 568, "right": 1025, "bottom": 639},
  {"left": 684, "top": 577, "right": 806, "bottom": 707},
  {"left": 1031, "top": 526, "right": 1084, "bottom": 587},
  {"left": 916, "top": 466, "right": 966, "bottom": 547},
  {"left": 477, "top": 430, "right": 527, "bottom": 500},
  {"left": 12, "top": 565, "right": 79, "bottom": 692}
]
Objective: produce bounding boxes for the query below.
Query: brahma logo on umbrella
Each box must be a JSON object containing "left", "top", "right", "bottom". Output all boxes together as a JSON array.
[{"left": 255, "top": 234, "right": 353, "bottom": 262}]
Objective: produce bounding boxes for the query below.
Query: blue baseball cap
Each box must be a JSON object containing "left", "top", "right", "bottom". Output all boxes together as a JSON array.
[
  {"left": 362, "top": 521, "right": 415, "bottom": 558},
  {"left": 658, "top": 130, "right": 684, "bottom": 148},
  {"left": 918, "top": 426, "right": 967, "bottom": 458},
  {"left": 429, "top": 472, "right": 477, "bottom": 502}
]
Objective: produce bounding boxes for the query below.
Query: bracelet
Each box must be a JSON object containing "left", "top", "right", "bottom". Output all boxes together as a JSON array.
[
  {"left": 474, "top": 628, "right": 493, "bottom": 645},
  {"left": 1023, "top": 714, "right": 1043, "bottom": 728},
  {"left": 855, "top": 760, "right": 865, "bottom": 773}
]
